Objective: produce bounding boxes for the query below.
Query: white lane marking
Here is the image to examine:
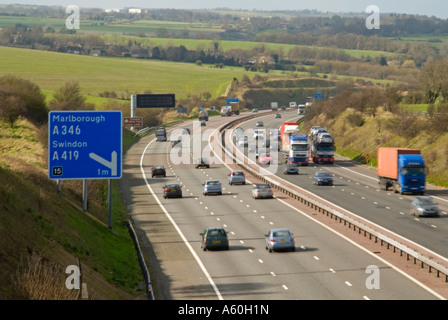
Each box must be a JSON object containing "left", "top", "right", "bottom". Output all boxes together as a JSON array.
[
  {"left": 211, "top": 116, "right": 445, "bottom": 300},
  {"left": 345, "top": 281, "right": 352, "bottom": 287},
  {"left": 140, "top": 138, "right": 223, "bottom": 300}
]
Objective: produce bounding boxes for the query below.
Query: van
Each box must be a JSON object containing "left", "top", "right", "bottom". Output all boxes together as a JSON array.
[{"left": 253, "top": 129, "right": 265, "bottom": 140}]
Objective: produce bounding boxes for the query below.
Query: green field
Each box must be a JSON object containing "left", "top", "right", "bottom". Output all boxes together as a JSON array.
[
  {"left": 101, "top": 35, "right": 396, "bottom": 59},
  {"left": 0, "top": 46, "right": 256, "bottom": 100}
]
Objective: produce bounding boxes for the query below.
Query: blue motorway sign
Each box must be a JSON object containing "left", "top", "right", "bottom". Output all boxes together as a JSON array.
[{"left": 48, "top": 110, "right": 122, "bottom": 180}]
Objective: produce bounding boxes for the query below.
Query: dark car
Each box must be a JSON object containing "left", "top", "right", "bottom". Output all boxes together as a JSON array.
[
  {"left": 151, "top": 165, "right": 166, "bottom": 177},
  {"left": 313, "top": 171, "right": 333, "bottom": 185},
  {"left": 171, "top": 140, "right": 181, "bottom": 148},
  {"left": 200, "top": 227, "right": 229, "bottom": 251},
  {"left": 410, "top": 196, "right": 439, "bottom": 217},
  {"left": 162, "top": 183, "right": 182, "bottom": 199},
  {"left": 194, "top": 157, "right": 210, "bottom": 168},
  {"left": 283, "top": 163, "right": 299, "bottom": 175}
]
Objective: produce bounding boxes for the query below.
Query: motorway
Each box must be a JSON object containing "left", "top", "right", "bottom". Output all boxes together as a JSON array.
[{"left": 121, "top": 109, "right": 446, "bottom": 300}]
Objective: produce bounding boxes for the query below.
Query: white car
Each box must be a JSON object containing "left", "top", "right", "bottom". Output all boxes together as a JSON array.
[
  {"left": 317, "top": 133, "right": 333, "bottom": 143},
  {"left": 238, "top": 136, "right": 248, "bottom": 147},
  {"left": 253, "top": 129, "right": 265, "bottom": 140}
]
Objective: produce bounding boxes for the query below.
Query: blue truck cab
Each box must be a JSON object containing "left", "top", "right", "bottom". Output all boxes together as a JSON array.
[{"left": 398, "top": 154, "right": 426, "bottom": 194}]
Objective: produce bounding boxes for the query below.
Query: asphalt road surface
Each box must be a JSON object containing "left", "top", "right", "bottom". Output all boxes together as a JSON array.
[{"left": 120, "top": 111, "right": 443, "bottom": 300}]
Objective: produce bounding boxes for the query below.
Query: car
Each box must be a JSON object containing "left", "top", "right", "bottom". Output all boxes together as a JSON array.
[
  {"left": 252, "top": 108, "right": 258, "bottom": 113},
  {"left": 317, "top": 133, "right": 333, "bottom": 144},
  {"left": 237, "top": 136, "right": 248, "bottom": 147},
  {"left": 200, "top": 227, "right": 229, "bottom": 251},
  {"left": 228, "top": 170, "right": 245, "bottom": 185},
  {"left": 203, "top": 179, "right": 222, "bottom": 195},
  {"left": 265, "top": 229, "right": 295, "bottom": 252},
  {"left": 313, "top": 171, "right": 333, "bottom": 185},
  {"left": 151, "top": 165, "right": 166, "bottom": 177},
  {"left": 274, "top": 113, "right": 281, "bottom": 119},
  {"left": 162, "top": 183, "right": 182, "bottom": 199},
  {"left": 258, "top": 153, "right": 273, "bottom": 165},
  {"left": 200, "top": 120, "right": 206, "bottom": 126},
  {"left": 256, "top": 121, "right": 264, "bottom": 127},
  {"left": 194, "top": 158, "right": 210, "bottom": 168},
  {"left": 171, "top": 140, "right": 181, "bottom": 148},
  {"left": 252, "top": 184, "right": 273, "bottom": 199},
  {"left": 248, "top": 145, "right": 257, "bottom": 153},
  {"left": 410, "top": 196, "right": 440, "bottom": 217},
  {"left": 281, "top": 105, "right": 287, "bottom": 111},
  {"left": 253, "top": 129, "right": 265, "bottom": 140},
  {"left": 270, "top": 141, "right": 280, "bottom": 151},
  {"left": 283, "top": 163, "right": 299, "bottom": 174}
]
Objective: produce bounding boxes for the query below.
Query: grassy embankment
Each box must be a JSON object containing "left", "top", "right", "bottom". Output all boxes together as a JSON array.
[{"left": 0, "top": 116, "right": 146, "bottom": 299}]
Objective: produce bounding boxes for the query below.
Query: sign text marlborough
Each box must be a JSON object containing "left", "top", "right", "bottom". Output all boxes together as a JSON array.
[{"left": 48, "top": 110, "right": 122, "bottom": 180}]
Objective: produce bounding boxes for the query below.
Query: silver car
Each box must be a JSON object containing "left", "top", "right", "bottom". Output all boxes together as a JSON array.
[
  {"left": 203, "top": 180, "right": 222, "bottom": 196},
  {"left": 410, "top": 196, "right": 439, "bottom": 217},
  {"left": 228, "top": 170, "right": 246, "bottom": 185},
  {"left": 252, "top": 184, "right": 273, "bottom": 199},
  {"left": 283, "top": 163, "right": 299, "bottom": 174},
  {"left": 265, "top": 228, "right": 295, "bottom": 252}
]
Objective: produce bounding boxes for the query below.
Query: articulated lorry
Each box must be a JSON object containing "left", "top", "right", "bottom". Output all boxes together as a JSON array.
[
  {"left": 309, "top": 134, "right": 334, "bottom": 164},
  {"left": 378, "top": 147, "right": 426, "bottom": 195},
  {"left": 280, "top": 122, "right": 309, "bottom": 165}
]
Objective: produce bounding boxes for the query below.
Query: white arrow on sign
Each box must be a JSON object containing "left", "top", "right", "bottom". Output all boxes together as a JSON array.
[{"left": 89, "top": 151, "right": 118, "bottom": 176}]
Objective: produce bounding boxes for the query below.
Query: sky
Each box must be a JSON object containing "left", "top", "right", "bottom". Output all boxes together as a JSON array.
[{"left": 1, "top": 0, "right": 448, "bottom": 19}]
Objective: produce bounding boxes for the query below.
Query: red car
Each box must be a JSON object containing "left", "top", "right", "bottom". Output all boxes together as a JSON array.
[{"left": 258, "top": 153, "right": 273, "bottom": 165}]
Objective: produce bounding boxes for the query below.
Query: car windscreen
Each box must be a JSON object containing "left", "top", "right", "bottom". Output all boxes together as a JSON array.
[
  {"left": 419, "top": 198, "right": 436, "bottom": 205},
  {"left": 317, "top": 172, "right": 330, "bottom": 177},
  {"left": 291, "top": 145, "right": 308, "bottom": 151},
  {"left": 273, "top": 231, "right": 290, "bottom": 237}
]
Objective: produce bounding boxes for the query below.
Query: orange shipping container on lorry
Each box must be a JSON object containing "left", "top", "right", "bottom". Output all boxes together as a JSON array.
[{"left": 377, "top": 147, "right": 421, "bottom": 180}]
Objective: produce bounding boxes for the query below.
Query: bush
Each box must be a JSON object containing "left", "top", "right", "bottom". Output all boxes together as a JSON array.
[{"left": 0, "top": 75, "right": 47, "bottom": 124}]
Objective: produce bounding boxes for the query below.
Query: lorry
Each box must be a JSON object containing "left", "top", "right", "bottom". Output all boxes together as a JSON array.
[
  {"left": 155, "top": 127, "right": 167, "bottom": 142},
  {"left": 199, "top": 110, "right": 209, "bottom": 121},
  {"left": 280, "top": 122, "right": 309, "bottom": 165},
  {"left": 308, "top": 128, "right": 334, "bottom": 164},
  {"left": 378, "top": 147, "right": 426, "bottom": 195},
  {"left": 229, "top": 102, "right": 240, "bottom": 115},
  {"left": 298, "top": 104, "right": 306, "bottom": 115},
  {"left": 271, "top": 102, "right": 278, "bottom": 111},
  {"left": 289, "top": 102, "right": 297, "bottom": 109}
]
